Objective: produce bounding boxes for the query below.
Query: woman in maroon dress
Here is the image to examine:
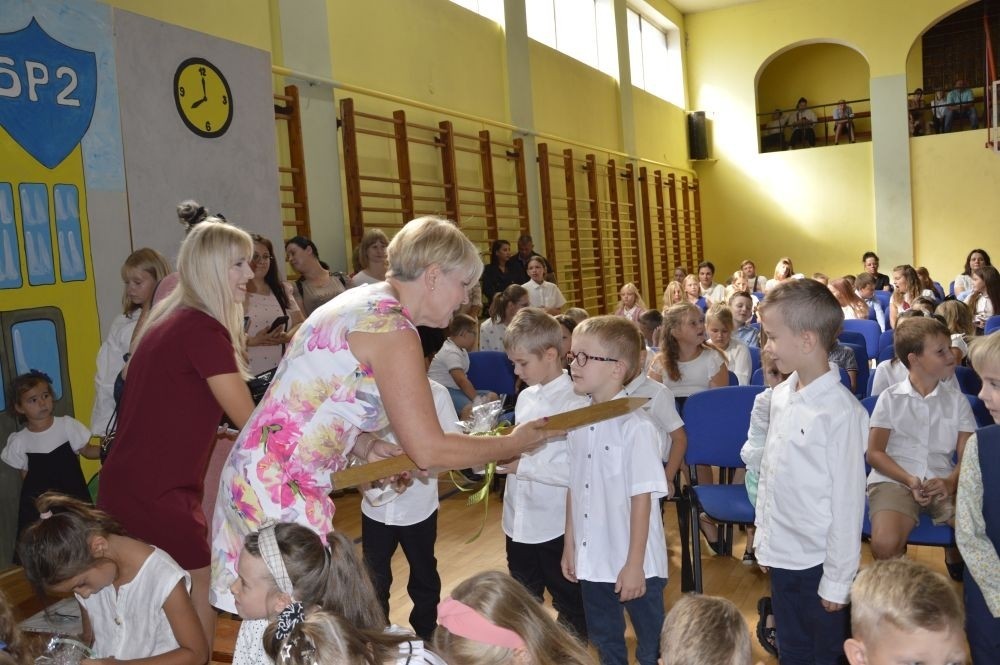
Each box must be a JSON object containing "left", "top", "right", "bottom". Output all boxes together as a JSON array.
[{"left": 98, "top": 219, "right": 256, "bottom": 646}]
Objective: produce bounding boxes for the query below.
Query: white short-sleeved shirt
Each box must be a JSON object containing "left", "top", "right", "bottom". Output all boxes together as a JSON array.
[
  {"left": 870, "top": 360, "right": 959, "bottom": 397},
  {"left": 350, "top": 269, "right": 383, "bottom": 288},
  {"left": 362, "top": 380, "right": 458, "bottom": 526},
  {"left": 91, "top": 311, "right": 139, "bottom": 435},
  {"left": 2, "top": 416, "right": 91, "bottom": 470},
  {"left": 868, "top": 378, "right": 976, "bottom": 486},
  {"left": 80, "top": 548, "right": 190, "bottom": 659},
  {"left": 623, "top": 373, "right": 684, "bottom": 463},
  {"left": 701, "top": 283, "right": 726, "bottom": 305},
  {"left": 479, "top": 319, "right": 507, "bottom": 352},
  {"left": 504, "top": 372, "right": 588, "bottom": 544},
  {"left": 720, "top": 339, "right": 751, "bottom": 385},
  {"left": 740, "top": 387, "right": 773, "bottom": 475},
  {"left": 567, "top": 396, "right": 669, "bottom": 582},
  {"left": 523, "top": 280, "right": 566, "bottom": 311},
  {"left": 649, "top": 347, "right": 726, "bottom": 397},
  {"left": 427, "top": 339, "right": 468, "bottom": 391},
  {"left": 753, "top": 367, "right": 868, "bottom": 604}
]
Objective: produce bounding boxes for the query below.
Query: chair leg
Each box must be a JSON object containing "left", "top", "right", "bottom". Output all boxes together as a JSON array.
[
  {"left": 690, "top": 493, "right": 703, "bottom": 593},
  {"left": 676, "top": 488, "right": 695, "bottom": 592}
]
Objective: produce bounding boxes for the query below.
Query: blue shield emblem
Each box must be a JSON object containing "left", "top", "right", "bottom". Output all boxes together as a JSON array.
[{"left": 0, "top": 18, "right": 97, "bottom": 169}]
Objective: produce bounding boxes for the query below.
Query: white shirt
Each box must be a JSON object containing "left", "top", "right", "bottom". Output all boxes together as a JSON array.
[
  {"left": 870, "top": 359, "right": 959, "bottom": 397},
  {"left": 2, "top": 416, "right": 91, "bottom": 470},
  {"left": 350, "top": 269, "right": 382, "bottom": 287},
  {"left": 567, "top": 394, "right": 669, "bottom": 582},
  {"left": 427, "top": 339, "right": 468, "bottom": 391},
  {"left": 479, "top": 319, "right": 506, "bottom": 352},
  {"left": 753, "top": 367, "right": 867, "bottom": 604},
  {"left": 740, "top": 386, "right": 773, "bottom": 475},
  {"left": 79, "top": 548, "right": 189, "bottom": 659},
  {"left": 700, "top": 283, "right": 726, "bottom": 304},
  {"left": 361, "top": 380, "right": 458, "bottom": 526},
  {"left": 623, "top": 373, "right": 684, "bottom": 463},
  {"left": 503, "top": 372, "right": 588, "bottom": 543},
  {"left": 868, "top": 378, "right": 976, "bottom": 486},
  {"left": 523, "top": 280, "right": 566, "bottom": 311},
  {"left": 719, "top": 339, "right": 751, "bottom": 385},
  {"left": 91, "top": 311, "right": 138, "bottom": 435},
  {"left": 954, "top": 274, "right": 974, "bottom": 299},
  {"left": 649, "top": 347, "right": 726, "bottom": 397}
]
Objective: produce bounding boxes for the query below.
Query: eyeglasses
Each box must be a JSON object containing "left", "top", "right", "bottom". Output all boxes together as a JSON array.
[
  {"left": 252, "top": 253, "right": 272, "bottom": 263},
  {"left": 566, "top": 351, "right": 618, "bottom": 367}
]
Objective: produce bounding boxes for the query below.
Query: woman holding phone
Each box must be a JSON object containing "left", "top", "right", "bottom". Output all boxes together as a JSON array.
[{"left": 245, "top": 233, "right": 303, "bottom": 375}]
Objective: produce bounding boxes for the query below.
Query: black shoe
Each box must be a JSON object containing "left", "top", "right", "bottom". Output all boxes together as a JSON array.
[{"left": 756, "top": 596, "right": 779, "bottom": 657}]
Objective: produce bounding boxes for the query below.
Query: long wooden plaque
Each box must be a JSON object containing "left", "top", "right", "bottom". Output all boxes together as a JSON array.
[{"left": 330, "top": 396, "right": 648, "bottom": 489}]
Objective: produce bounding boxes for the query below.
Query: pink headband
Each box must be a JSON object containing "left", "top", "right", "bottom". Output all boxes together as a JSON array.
[{"left": 437, "top": 598, "right": 526, "bottom": 651}]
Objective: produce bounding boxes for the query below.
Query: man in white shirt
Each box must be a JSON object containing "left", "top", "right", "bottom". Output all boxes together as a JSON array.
[{"left": 788, "top": 97, "right": 817, "bottom": 149}]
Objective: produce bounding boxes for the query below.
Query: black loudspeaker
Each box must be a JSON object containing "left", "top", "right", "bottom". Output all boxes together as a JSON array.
[{"left": 688, "top": 111, "right": 708, "bottom": 160}]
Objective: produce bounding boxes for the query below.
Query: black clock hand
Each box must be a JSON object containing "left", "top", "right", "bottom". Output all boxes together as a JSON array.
[
  {"left": 201, "top": 76, "right": 206, "bottom": 97},
  {"left": 191, "top": 96, "right": 207, "bottom": 109}
]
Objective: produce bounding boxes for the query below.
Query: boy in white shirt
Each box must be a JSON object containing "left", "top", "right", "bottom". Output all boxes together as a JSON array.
[
  {"left": 562, "top": 316, "right": 669, "bottom": 665},
  {"left": 754, "top": 279, "right": 868, "bottom": 665},
  {"left": 427, "top": 313, "right": 497, "bottom": 419},
  {"left": 866, "top": 317, "right": 975, "bottom": 566},
  {"left": 501, "top": 308, "right": 589, "bottom": 639}
]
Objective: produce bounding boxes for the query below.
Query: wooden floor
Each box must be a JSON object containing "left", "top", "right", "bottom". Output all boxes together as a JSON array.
[{"left": 214, "top": 478, "right": 961, "bottom": 664}]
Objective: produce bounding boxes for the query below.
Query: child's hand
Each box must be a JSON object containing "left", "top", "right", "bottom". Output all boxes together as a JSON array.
[
  {"left": 820, "top": 598, "right": 845, "bottom": 612},
  {"left": 615, "top": 563, "right": 646, "bottom": 602},
  {"left": 561, "top": 544, "right": 577, "bottom": 583},
  {"left": 908, "top": 477, "right": 932, "bottom": 506},
  {"left": 921, "top": 477, "right": 950, "bottom": 500}
]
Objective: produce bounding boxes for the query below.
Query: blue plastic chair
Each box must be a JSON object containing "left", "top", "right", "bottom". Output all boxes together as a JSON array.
[
  {"left": 840, "top": 342, "right": 869, "bottom": 397},
  {"left": 954, "top": 366, "right": 982, "bottom": 396},
  {"left": 843, "top": 319, "right": 880, "bottom": 361},
  {"left": 683, "top": 385, "right": 765, "bottom": 592},
  {"left": 933, "top": 282, "right": 945, "bottom": 301},
  {"left": 985, "top": 315, "right": 1000, "bottom": 335},
  {"left": 874, "top": 290, "right": 891, "bottom": 311},
  {"left": 866, "top": 371, "right": 876, "bottom": 398},
  {"left": 839, "top": 330, "right": 867, "bottom": 352},
  {"left": 751, "top": 367, "right": 852, "bottom": 391},
  {"left": 753, "top": 291, "right": 764, "bottom": 302},
  {"left": 727, "top": 371, "right": 739, "bottom": 386},
  {"left": 467, "top": 351, "right": 516, "bottom": 397},
  {"left": 877, "top": 329, "right": 894, "bottom": 354},
  {"left": 747, "top": 345, "right": 761, "bottom": 379},
  {"left": 949, "top": 280, "right": 955, "bottom": 297},
  {"left": 877, "top": 344, "right": 895, "bottom": 364}
]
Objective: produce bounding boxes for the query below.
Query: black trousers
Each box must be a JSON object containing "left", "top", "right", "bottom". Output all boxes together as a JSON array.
[
  {"left": 361, "top": 511, "right": 441, "bottom": 641},
  {"left": 506, "top": 534, "right": 588, "bottom": 639}
]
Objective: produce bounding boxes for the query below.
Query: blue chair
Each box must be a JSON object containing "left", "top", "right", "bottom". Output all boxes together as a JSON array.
[
  {"left": 949, "top": 280, "right": 955, "bottom": 297},
  {"left": 747, "top": 345, "right": 761, "bottom": 379},
  {"left": 683, "top": 386, "right": 764, "bottom": 592},
  {"left": 841, "top": 342, "right": 869, "bottom": 397},
  {"left": 877, "top": 329, "right": 894, "bottom": 354},
  {"left": 968, "top": 395, "right": 994, "bottom": 428},
  {"left": 877, "top": 344, "right": 895, "bottom": 364},
  {"left": 839, "top": 330, "right": 867, "bottom": 351},
  {"left": 985, "top": 315, "right": 1000, "bottom": 335},
  {"left": 753, "top": 291, "right": 764, "bottom": 302},
  {"left": 874, "top": 290, "right": 891, "bottom": 312},
  {"left": 866, "top": 371, "right": 876, "bottom": 398},
  {"left": 954, "top": 366, "right": 982, "bottom": 396},
  {"left": 727, "top": 371, "right": 739, "bottom": 386},
  {"left": 467, "top": 351, "right": 516, "bottom": 397},
  {"left": 843, "top": 319, "right": 880, "bottom": 361},
  {"left": 933, "top": 282, "right": 945, "bottom": 301},
  {"left": 751, "top": 367, "right": 852, "bottom": 391}
]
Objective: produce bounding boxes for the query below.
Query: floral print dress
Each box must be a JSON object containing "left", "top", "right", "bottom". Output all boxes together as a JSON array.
[{"left": 209, "top": 284, "right": 414, "bottom": 612}]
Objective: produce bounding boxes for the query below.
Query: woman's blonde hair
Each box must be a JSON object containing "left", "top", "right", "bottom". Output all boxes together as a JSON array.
[
  {"left": 773, "top": 257, "right": 794, "bottom": 280},
  {"left": 386, "top": 216, "right": 482, "bottom": 283},
  {"left": 357, "top": 228, "right": 390, "bottom": 270},
  {"left": 432, "top": 571, "right": 593, "bottom": 665},
  {"left": 705, "top": 303, "right": 734, "bottom": 332},
  {"left": 120, "top": 248, "right": 170, "bottom": 315},
  {"left": 662, "top": 281, "right": 684, "bottom": 308},
  {"left": 132, "top": 219, "right": 253, "bottom": 379},
  {"left": 265, "top": 609, "right": 412, "bottom": 665}
]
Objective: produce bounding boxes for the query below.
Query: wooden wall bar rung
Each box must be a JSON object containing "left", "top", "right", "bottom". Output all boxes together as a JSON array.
[
  {"left": 360, "top": 191, "right": 404, "bottom": 200},
  {"left": 274, "top": 85, "right": 310, "bottom": 239},
  {"left": 355, "top": 128, "right": 398, "bottom": 140},
  {"left": 353, "top": 109, "right": 394, "bottom": 122}
]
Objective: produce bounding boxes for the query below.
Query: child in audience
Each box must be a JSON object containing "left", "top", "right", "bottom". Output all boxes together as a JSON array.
[
  {"left": 649, "top": 303, "right": 729, "bottom": 408},
  {"left": 829, "top": 277, "right": 868, "bottom": 321},
  {"left": 936, "top": 299, "right": 973, "bottom": 364},
  {"left": 843, "top": 559, "right": 965, "bottom": 665},
  {"left": 682, "top": 274, "right": 708, "bottom": 312},
  {"left": 706, "top": 304, "right": 751, "bottom": 385},
  {"left": 523, "top": 256, "right": 566, "bottom": 314},
  {"left": 866, "top": 317, "right": 976, "bottom": 566},
  {"left": 658, "top": 594, "right": 751, "bottom": 665},
  {"left": 555, "top": 314, "right": 577, "bottom": 370},
  {"left": 828, "top": 338, "right": 860, "bottom": 393},
  {"left": 564, "top": 307, "right": 590, "bottom": 324},
  {"left": 614, "top": 282, "right": 647, "bottom": 322},
  {"left": 362, "top": 326, "right": 456, "bottom": 642},
  {"left": 265, "top": 609, "right": 445, "bottom": 665},
  {"left": 480, "top": 284, "right": 530, "bottom": 352},
  {"left": 638, "top": 309, "right": 663, "bottom": 357},
  {"left": 428, "top": 314, "right": 498, "bottom": 418},
  {"left": 956, "top": 332, "right": 1000, "bottom": 662},
  {"left": 915, "top": 266, "right": 943, "bottom": 300},
  {"left": 18, "top": 493, "right": 207, "bottom": 663},
  {"left": 812, "top": 272, "right": 828, "bottom": 286},
  {"left": 870, "top": 312, "right": 959, "bottom": 396},
  {"left": 0, "top": 590, "right": 34, "bottom": 665},
  {"left": 754, "top": 279, "right": 868, "bottom": 665},
  {"left": 697, "top": 261, "right": 726, "bottom": 305},
  {"left": 662, "top": 281, "right": 684, "bottom": 308},
  {"left": 889, "top": 264, "right": 933, "bottom": 329},
  {"left": 967, "top": 265, "right": 1000, "bottom": 333},
  {"left": 764, "top": 257, "right": 795, "bottom": 293},
  {"left": 910, "top": 295, "right": 937, "bottom": 316},
  {"left": 434, "top": 571, "right": 593, "bottom": 665},
  {"left": 563, "top": 316, "right": 669, "bottom": 665},
  {"left": 854, "top": 272, "right": 887, "bottom": 332},
  {"left": 231, "top": 523, "right": 387, "bottom": 662},
  {"left": 730, "top": 291, "right": 760, "bottom": 348},
  {"left": 3, "top": 371, "right": 97, "bottom": 540}
]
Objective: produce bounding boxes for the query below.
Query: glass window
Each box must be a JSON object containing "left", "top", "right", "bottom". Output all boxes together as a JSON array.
[
  {"left": 12, "top": 319, "right": 63, "bottom": 399},
  {"left": 626, "top": 7, "right": 675, "bottom": 103},
  {"left": 448, "top": 0, "right": 505, "bottom": 25},
  {"left": 527, "top": 0, "right": 618, "bottom": 78},
  {"left": 18, "top": 183, "right": 55, "bottom": 286},
  {"left": 54, "top": 185, "right": 86, "bottom": 282},
  {"left": 0, "top": 183, "right": 22, "bottom": 290}
]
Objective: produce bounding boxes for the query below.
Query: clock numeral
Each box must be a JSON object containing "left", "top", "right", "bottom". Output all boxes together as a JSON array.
[
  {"left": 205, "top": 120, "right": 212, "bottom": 131},
  {"left": 222, "top": 95, "right": 228, "bottom": 106},
  {"left": 199, "top": 66, "right": 207, "bottom": 76},
  {"left": 178, "top": 86, "right": 185, "bottom": 97}
]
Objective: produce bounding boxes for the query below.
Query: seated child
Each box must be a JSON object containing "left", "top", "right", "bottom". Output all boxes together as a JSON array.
[
  {"left": 866, "top": 317, "right": 975, "bottom": 570},
  {"left": 843, "top": 559, "right": 965, "bottom": 665},
  {"left": 555, "top": 314, "right": 577, "bottom": 371},
  {"left": 658, "top": 594, "right": 751, "bottom": 665},
  {"left": 936, "top": 300, "right": 974, "bottom": 363},
  {"left": 753, "top": 279, "right": 868, "bottom": 665},
  {"left": 18, "top": 493, "right": 206, "bottom": 664},
  {"left": 362, "top": 326, "right": 458, "bottom": 641},
  {"left": 428, "top": 314, "right": 498, "bottom": 419},
  {"left": 564, "top": 307, "right": 590, "bottom": 324},
  {"left": 854, "top": 272, "right": 887, "bottom": 333},
  {"left": 433, "top": 571, "right": 593, "bottom": 665},
  {"left": 522, "top": 256, "right": 566, "bottom": 314},
  {"left": 706, "top": 304, "right": 751, "bottom": 385},
  {"left": 501, "top": 309, "right": 589, "bottom": 639},
  {"left": 481, "top": 285, "right": 530, "bottom": 352},
  {"left": 682, "top": 275, "right": 708, "bottom": 313},
  {"left": 828, "top": 339, "right": 859, "bottom": 393},
  {"left": 662, "top": 281, "right": 684, "bottom": 309},
  {"left": 956, "top": 332, "right": 1000, "bottom": 662},
  {"left": 638, "top": 309, "right": 663, "bottom": 374},
  {"left": 563, "top": 316, "right": 669, "bottom": 665},
  {"left": 649, "top": 303, "right": 729, "bottom": 408},
  {"left": 2, "top": 371, "right": 98, "bottom": 539},
  {"left": 729, "top": 291, "right": 760, "bottom": 348},
  {"left": 614, "top": 282, "right": 647, "bottom": 322},
  {"left": 870, "top": 314, "right": 963, "bottom": 397}
]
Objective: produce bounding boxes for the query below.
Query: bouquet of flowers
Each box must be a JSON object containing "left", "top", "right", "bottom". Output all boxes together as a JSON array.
[
  {"left": 34, "top": 636, "right": 94, "bottom": 665},
  {"left": 449, "top": 397, "right": 508, "bottom": 542}
]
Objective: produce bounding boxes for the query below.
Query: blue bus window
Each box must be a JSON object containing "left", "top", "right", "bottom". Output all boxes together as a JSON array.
[
  {"left": 54, "top": 185, "right": 86, "bottom": 282},
  {"left": 0, "top": 183, "right": 21, "bottom": 289},
  {"left": 19, "top": 183, "right": 55, "bottom": 286},
  {"left": 11, "top": 319, "right": 63, "bottom": 400}
]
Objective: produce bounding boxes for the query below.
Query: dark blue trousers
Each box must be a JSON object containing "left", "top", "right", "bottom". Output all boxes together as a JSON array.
[
  {"left": 770, "top": 565, "right": 849, "bottom": 665},
  {"left": 580, "top": 576, "right": 666, "bottom": 665}
]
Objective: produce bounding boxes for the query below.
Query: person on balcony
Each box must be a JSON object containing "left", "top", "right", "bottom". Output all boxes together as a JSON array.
[
  {"left": 833, "top": 99, "right": 856, "bottom": 145},
  {"left": 944, "top": 79, "right": 978, "bottom": 132},
  {"left": 788, "top": 97, "right": 817, "bottom": 148}
]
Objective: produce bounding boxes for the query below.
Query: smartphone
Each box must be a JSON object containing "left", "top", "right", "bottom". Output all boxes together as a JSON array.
[{"left": 267, "top": 315, "right": 289, "bottom": 333}]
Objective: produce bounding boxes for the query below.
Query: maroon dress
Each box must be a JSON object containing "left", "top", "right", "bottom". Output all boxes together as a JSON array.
[{"left": 98, "top": 307, "right": 237, "bottom": 569}]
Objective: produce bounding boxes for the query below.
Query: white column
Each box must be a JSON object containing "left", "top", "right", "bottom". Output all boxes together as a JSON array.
[{"left": 869, "top": 74, "right": 914, "bottom": 266}]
